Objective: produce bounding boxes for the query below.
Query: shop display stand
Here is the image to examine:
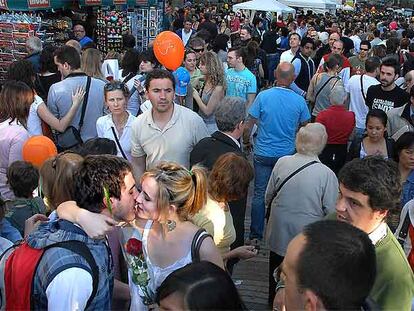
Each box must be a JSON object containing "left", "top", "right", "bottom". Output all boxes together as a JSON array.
[{"left": 96, "top": 8, "right": 129, "bottom": 54}]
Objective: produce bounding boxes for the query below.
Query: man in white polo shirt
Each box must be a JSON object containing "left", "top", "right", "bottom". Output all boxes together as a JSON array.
[
  {"left": 279, "top": 33, "right": 300, "bottom": 63},
  {"left": 130, "top": 69, "right": 209, "bottom": 179}
]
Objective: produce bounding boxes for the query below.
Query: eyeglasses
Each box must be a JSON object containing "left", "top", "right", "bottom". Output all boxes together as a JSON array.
[
  {"left": 192, "top": 48, "right": 204, "bottom": 53},
  {"left": 104, "top": 81, "right": 127, "bottom": 92}
]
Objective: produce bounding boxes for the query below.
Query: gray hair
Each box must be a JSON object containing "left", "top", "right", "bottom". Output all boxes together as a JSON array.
[
  {"left": 329, "top": 86, "right": 347, "bottom": 105},
  {"left": 214, "top": 97, "right": 246, "bottom": 132},
  {"left": 295, "top": 123, "right": 327, "bottom": 156},
  {"left": 65, "top": 40, "right": 82, "bottom": 55},
  {"left": 26, "top": 37, "right": 42, "bottom": 53}
]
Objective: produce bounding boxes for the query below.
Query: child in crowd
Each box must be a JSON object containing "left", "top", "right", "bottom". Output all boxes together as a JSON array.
[{"left": 5, "top": 161, "right": 46, "bottom": 236}]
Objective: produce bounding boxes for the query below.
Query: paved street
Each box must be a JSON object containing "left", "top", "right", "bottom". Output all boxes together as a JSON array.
[{"left": 232, "top": 185, "right": 271, "bottom": 311}]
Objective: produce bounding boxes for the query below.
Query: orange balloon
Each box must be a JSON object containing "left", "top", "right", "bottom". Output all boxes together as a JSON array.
[
  {"left": 22, "top": 135, "right": 58, "bottom": 168},
  {"left": 153, "top": 31, "right": 185, "bottom": 71}
]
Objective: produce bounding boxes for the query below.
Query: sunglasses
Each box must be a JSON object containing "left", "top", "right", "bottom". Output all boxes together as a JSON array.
[
  {"left": 360, "top": 48, "right": 369, "bottom": 51},
  {"left": 104, "top": 82, "right": 127, "bottom": 92},
  {"left": 192, "top": 48, "right": 204, "bottom": 53}
]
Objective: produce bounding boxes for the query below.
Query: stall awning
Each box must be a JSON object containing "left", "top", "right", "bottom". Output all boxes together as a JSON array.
[
  {"left": 0, "top": 0, "right": 72, "bottom": 11},
  {"left": 79, "top": 0, "right": 158, "bottom": 6}
]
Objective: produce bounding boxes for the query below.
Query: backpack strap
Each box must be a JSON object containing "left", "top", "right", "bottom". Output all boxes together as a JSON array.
[
  {"left": 44, "top": 240, "right": 99, "bottom": 309},
  {"left": 3, "top": 240, "right": 99, "bottom": 310},
  {"left": 360, "top": 74, "right": 366, "bottom": 101},
  {"left": 191, "top": 228, "right": 212, "bottom": 262}
]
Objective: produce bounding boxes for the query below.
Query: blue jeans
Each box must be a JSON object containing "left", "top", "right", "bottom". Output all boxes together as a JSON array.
[
  {"left": 266, "top": 53, "right": 280, "bottom": 84},
  {"left": 250, "top": 154, "right": 280, "bottom": 240},
  {"left": 354, "top": 127, "right": 365, "bottom": 141}
]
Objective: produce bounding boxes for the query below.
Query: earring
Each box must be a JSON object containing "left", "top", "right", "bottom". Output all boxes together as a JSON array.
[{"left": 167, "top": 220, "right": 176, "bottom": 232}]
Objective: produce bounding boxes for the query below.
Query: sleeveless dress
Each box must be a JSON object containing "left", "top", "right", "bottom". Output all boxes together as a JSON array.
[
  {"left": 198, "top": 87, "right": 218, "bottom": 134},
  {"left": 127, "top": 220, "right": 193, "bottom": 310}
]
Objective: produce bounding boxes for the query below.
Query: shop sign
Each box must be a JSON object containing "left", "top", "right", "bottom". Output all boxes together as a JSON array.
[
  {"left": 27, "top": 0, "right": 50, "bottom": 8},
  {"left": 113, "top": 0, "right": 127, "bottom": 4},
  {"left": 0, "top": 0, "right": 7, "bottom": 10},
  {"left": 85, "top": 0, "right": 102, "bottom": 5}
]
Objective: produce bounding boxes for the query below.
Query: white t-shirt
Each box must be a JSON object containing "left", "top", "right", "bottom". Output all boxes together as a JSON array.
[
  {"left": 181, "top": 29, "right": 192, "bottom": 46},
  {"left": 280, "top": 49, "right": 296, "bottom": 63},
  {"left": 346, "top": 74, "right": 380, "bottom": 129},
  {"left": 46, "top": 267, "right": 92, "bottom": 311},
  {"left": 27, "top": 95, "right": 44, "bottom": 136}
]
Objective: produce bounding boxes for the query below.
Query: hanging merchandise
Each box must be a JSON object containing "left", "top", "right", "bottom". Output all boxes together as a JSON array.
[
  {"left": 131, "top": 6, "right": 162, "bottom": 52},
  {"left": 96, "top": 8, "right": 129, "bottom": 54},
  {"left": 0, "top": 13, "right": 39, "bottom": 80}
]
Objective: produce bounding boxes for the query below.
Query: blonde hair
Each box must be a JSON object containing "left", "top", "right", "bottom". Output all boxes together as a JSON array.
[
  {"left": 199, "top": 51, "right": 225, "bottom": 88},
  {"left": 81, "top": 48, "right": 104, "bottom": 80},
  {"left": 141, "top": 162, "right": 207, "bottom": 222}
]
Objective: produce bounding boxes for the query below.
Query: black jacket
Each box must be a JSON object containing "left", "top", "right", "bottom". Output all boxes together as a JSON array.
[{"left": 190, "top": 131, "right": 242, "bottom": 170}]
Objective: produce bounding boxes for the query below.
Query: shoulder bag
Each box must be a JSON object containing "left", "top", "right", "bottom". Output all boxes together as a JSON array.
[
  {"left": 265, "top": 161, "right": 318, "bottom": 220},
  {"left": 314, "top": 75, "right": 337, "bottom": 104},
  {"left": 55, "top": 76, "right": 92, "bottom": 151},
  {"left": 111, "top": 126, "right": 128, "bottom": 160},
  {"left": 360, "top": 74, "right": 366, "bottom": 101}
]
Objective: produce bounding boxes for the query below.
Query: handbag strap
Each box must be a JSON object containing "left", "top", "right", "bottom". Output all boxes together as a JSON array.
[
  {"left": 397, "top": 210, "right": 412, "bottom": 247},
  {"left": 360, "top": 74, "right": 366, "bottom": 101},
  {"left": 314, "top": 76, "right": 336, "bottom": 103},
  {"left": 78, "top": 76, "right": 92, "bottom": 131},
  {"left": 191, "top": 228, "right": 212, "bottom": 262},
  {"left": 268, "top": 160, "right": 318, "bottom": 211},
  {"left": 111, "top": 126, "right": 128, "bottom": 160}
]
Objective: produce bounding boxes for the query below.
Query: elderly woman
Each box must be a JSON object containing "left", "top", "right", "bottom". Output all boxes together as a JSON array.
[{"left": 265, "top": 123, "right": 338, "bottom": 304}]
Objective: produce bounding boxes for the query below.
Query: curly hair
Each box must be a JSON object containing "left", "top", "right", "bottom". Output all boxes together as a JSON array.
[
  {"left": 73, "top": 155, "right": 132, "bottom": 213},
  {"left": 209, "top": 153, "right": 253, "bottom": 202},
  {"left": 338, "top": 156, "right": 401, "bottom": 212},
  {"left": 0, "top": 80, "right": 33, "bottom": 128},
  {"left": 141, "top": 162, "right": 207, "bottom": 222},
  {"left": 199, "top": 51, "right": 225, "bottom": 88}
]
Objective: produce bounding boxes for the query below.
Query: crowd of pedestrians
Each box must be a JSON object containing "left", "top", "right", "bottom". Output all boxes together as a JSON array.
[{"left": 0, "top": 1, "right": 414, "bottom": 310}]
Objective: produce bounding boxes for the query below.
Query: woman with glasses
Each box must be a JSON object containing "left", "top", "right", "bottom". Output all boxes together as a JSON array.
[
  {"left": 96, "top": 81, "right": 136, "bottom": 161},
  {"left": 192, "top": 51, "right": 225, "bottom": 134}
]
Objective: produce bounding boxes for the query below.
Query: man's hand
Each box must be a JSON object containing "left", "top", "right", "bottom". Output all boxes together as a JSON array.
[{"left": 24, "top": 214, "right": 49, "bottom": 237}]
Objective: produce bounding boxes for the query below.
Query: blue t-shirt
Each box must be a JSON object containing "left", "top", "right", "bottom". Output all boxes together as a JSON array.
[
  {"left": 248, "top": 87, "right": 310, "bottom": 157},
  {"left": 225, "top": 67, "right": 257, "bottom": 99},
  {"left": 79, "top": 36, "right": 93, "bottom": 48}
]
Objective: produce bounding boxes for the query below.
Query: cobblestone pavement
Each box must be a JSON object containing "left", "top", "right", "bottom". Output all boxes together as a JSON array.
[{"left": 232, "top": 185, "right": 271, "bottom": 311}]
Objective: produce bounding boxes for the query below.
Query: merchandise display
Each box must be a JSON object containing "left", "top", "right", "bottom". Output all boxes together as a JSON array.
[{"left": 96, "top": 8, "right": 129, "bottom": 53}]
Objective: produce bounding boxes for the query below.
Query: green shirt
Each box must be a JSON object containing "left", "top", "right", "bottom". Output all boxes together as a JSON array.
[
  {"left": 371, "top": 227, "right": 414, "bottom": 310},
  {"left": 326, "top": 213, "right": 414, "bottom": 309}
]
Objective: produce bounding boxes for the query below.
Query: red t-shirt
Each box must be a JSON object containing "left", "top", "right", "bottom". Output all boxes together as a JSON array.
[{"left": 316, "top": 105, "right": 355, "bottom": 144}]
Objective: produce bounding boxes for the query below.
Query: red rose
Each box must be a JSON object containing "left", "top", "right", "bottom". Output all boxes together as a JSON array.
[{"left": 125, "top": 238, "right": 142, "bottom": 256}]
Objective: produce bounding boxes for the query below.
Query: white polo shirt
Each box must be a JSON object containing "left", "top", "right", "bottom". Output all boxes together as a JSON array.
[{"left": 131, "top": 104, "right": 209, "bottom": 169}]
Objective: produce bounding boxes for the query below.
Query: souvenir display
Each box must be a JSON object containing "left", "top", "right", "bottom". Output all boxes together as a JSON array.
[{"left": 96, "top": 8, "right": 129, "bottom": 53}]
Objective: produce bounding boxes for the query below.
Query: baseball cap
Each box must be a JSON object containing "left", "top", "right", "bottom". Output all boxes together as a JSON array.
[{"left": 173, "top": 67, "right": 190, "bottom": 97}]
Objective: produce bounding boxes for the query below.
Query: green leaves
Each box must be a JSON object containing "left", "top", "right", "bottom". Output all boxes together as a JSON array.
[{"left": 103, "top": 186, "right": 112, "bottom": 215}]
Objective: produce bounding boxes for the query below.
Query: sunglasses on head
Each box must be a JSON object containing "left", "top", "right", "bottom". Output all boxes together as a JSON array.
[{"left": 104, "top": 81, "right": 127, "bottom": 92}]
